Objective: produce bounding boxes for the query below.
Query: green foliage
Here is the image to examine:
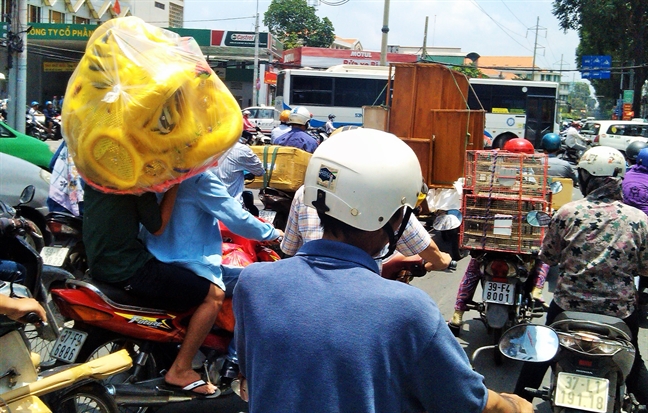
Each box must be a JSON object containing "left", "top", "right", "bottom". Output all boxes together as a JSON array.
[
  {"left": 264, "top": 0, "right": 335, "bottom": 49},
  {"left": 568, "top": 82, "right": 597, "bottom": 116},
  {"left": 451, "top": 65, "right": 487, "bottom": 78},
  {"left": 552, "top": 0, "right": 648, "bottom": 114}
]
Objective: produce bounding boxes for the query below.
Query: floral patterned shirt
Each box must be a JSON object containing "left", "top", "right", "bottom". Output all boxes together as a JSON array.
[{"left": 540, "top": 177, "right": 648, "bottom": 318}]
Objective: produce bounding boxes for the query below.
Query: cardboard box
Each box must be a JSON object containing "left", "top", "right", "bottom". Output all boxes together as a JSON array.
[{"left": 245, "top": 145, "right": 312, "bottom": 191}]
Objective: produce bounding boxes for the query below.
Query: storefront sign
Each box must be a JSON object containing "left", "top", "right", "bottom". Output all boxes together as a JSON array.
[
  {"left": 28, "top": 24, "right": 97, "bottom": 40},
  {"left": 264, "top": 71, "right": 277, "bottom": 85},
  {"left": 210, "top": 30, "right": 269, "bottom": 48},
  {"left": 43, "top": 62, "right": 78, "bottom": 72},
  {"left": 282, "top": 47, "right": 417, "bottom": 68}
]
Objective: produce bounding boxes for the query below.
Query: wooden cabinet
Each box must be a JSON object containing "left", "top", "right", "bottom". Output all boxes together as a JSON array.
[{"left": 387, "top": 63, "right": 485, "bottom": 187}]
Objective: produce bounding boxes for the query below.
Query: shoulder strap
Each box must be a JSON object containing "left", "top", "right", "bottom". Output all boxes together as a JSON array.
[{"left": 262, "top": 146, "right": 280, "bottom": 188}]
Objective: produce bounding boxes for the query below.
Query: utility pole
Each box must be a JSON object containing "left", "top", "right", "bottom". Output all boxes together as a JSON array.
[
  {"left": 379, "top": 0, "right": 390, "bottom": 66},
  {"left": 6, "top": 0, "right": 28, "bottom": 132},
  {"left": 527, "top": 17, "right": 545, "bottom": 80},
  {"left": 252, "top": 0, "right": 260, "bottom": 106},
  {"left": 421, "top": 16, "right": 428, "bottom": 59}
]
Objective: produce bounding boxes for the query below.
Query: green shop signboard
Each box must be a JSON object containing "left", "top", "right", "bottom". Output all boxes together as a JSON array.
[{"left": 28, "top": 23, "right": 98, "bottom": 40}]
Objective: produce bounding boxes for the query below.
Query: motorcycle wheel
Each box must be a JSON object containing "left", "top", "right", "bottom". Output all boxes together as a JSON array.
[
  {"left": 48, "top": 382, "right": 119, "bottom": 413},
  {"left": 72, "top": 328, "right": 159, "bottom": 413}
]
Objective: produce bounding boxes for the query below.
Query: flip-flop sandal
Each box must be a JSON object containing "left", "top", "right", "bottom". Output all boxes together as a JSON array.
[{"left": 160, "top": 379, "right": 221, "bottom": 399}]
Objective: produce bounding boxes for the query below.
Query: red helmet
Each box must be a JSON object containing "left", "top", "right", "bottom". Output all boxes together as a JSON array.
[{"left": 503, "top": 138, "right": 535, "bottom": 154}]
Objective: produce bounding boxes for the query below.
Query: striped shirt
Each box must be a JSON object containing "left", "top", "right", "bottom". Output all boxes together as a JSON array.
[
  {"left": 281, "top": 186, "right": 431, "bottom": 269},
  {"left": 213, "top": 142, "right": 265, "bottom": 200}
]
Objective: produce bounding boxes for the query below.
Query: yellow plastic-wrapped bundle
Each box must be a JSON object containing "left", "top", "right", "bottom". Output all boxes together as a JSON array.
[{"left": 62, "top": 16, "right": 242, "bottom": 193}]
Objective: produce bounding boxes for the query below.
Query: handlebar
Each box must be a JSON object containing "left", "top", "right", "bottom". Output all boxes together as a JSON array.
[
  {"left": 19, "top": 311, "right": 46, "bottom": 326},
  {"left": 447, "top": 260, "right": 458, "bottom": 271}
]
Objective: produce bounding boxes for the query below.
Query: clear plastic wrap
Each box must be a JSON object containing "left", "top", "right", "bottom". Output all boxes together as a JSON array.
[{"left": 62, "top": 17, "right": 243, "bottom": 193}]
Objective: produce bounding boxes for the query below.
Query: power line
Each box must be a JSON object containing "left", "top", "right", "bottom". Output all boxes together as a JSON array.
[{"left": 469, "top": 0, "right": 533, "bottom": 52}]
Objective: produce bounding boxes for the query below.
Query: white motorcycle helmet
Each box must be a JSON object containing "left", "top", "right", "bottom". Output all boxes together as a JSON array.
[
  {"left": 288, "top": 106, "right": 311, "bottom": 126},
  {"left": 577, "top": 146, "right": 625, "bottom": 178},
  {"left": 303, "top": 128, "right": 423, "bottom": 232}
]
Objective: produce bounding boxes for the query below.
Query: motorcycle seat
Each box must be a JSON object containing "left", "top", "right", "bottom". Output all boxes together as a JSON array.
[
  {"left": 552, "top": 311, "right": 632, "bottom": 340},
  {"left": 84, "top": 278, "right": 192, "bottom": 313}
]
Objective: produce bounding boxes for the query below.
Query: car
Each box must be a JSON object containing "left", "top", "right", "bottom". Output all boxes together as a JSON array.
[
  {"left": 0, "top": 153, "right": 51, "bottom": 214},
  {"left": 242, "top": 106, "right": 281, "bottom": 135},
  {"left": 0, "top": 120, "right": 54, "bottom": 169},
  {"left": 582, "top": 119, "right": 648, "bottom": 153}
]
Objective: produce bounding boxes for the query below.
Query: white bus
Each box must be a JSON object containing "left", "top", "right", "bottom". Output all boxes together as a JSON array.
[
  {"left": 467, "top": 78, "right": 560, "bottom": 148},
  {"left": 274, "top": 65, "right": 393, "bottom": 128},
  {"left": 275, "top": 66, "right": 559, "bottom": 147}
]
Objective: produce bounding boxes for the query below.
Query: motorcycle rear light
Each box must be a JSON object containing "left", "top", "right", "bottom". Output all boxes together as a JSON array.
[
  {"left": 578, "top": 359, "right": 593, "bottom": 367},
  {"left": 490, "top": 260, "right": 510, "bottom": 278},
  {"left": 69, "top": 304, "right": 112, "bottom": 321},
  {"left": 557, "top": 331, "right": 634, "bottom": 356},
  {"left": 46, "top": 221, "right": 79, "bottom": 236}
]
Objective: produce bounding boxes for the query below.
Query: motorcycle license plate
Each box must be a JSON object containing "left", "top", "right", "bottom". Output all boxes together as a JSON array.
[
  {"left": 41, "top": 246, "right": 69, "bottom": 267},
  {"left": 555, "top": 372, "right": 609, "bottom": 413},
  {"left": 482, "top": 281, "right": 514, "bottom": 305},
  {"left": 258, "top": 210, "right": 277, "bottom": 222},
  {"left": 50, "top": 328, "right": 88, "bottom": 364}
]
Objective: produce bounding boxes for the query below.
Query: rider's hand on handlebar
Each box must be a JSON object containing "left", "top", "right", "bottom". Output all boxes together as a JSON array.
[{"left": 1, "top": 297, "right": 47, "bottom": 323}]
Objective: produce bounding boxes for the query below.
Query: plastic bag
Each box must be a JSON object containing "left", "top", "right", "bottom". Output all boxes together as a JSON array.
[
  {"left": 62, "top": 17, "right": 242, "bottom": 193},
  {"left": 427, "top": 178, "right": 463, "bottom": 211}
]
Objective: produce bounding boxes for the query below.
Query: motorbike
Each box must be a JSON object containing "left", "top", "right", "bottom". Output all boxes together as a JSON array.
[
  {"left": 499, "top": 321, "right": 646, "bottom": 413},
  {"left": 456, "top": 210, "right": 552, "bottom": 365},
  {"left": 43, "top": 211, "right": 87, "bottom": 278},
  {"left": 49, "top": 222, "right": 281, "bottom": 409},
  {"left": 26, "top": 116, "right": 50, "bottom": 141},
  {"left": 558, "top": 131, "right": 593, "bottom": 165},
  {"left": 242, "top": 126, "right": 271, "bottom": 146},
  {"left": 307, "top": 126, "right": 329, "bottom": 144},
  {"left": 257, "top": 187, "right": 295, "bottom": 232},
  {"left": 0, "top": 214, "right": 132, "bottom": 413},
  {"left": 0, "top": 183, "right": 51, "bottom": 249}
]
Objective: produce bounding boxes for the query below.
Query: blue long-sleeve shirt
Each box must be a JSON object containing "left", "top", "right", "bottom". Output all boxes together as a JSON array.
[{"left": 141, "top": 171, "right": 280, "bottom": 291}]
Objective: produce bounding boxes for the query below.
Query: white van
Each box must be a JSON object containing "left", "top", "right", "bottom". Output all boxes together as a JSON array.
[{"left": 583, "top": 120, "right": 648, "bottom": 153}]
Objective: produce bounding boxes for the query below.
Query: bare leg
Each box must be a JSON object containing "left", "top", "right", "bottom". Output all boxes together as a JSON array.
[{"left": 165, "top": 284, "right": 224, "bottom": 394}]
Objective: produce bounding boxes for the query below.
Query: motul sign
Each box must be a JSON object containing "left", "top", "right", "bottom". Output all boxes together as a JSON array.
[{"left": 282, "top": 47, "right": 416, "bottom": 68}]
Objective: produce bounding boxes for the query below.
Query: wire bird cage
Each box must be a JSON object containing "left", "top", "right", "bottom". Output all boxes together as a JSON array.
[{"left": 460, "top": 150, "right": 551, "bottom": 254}]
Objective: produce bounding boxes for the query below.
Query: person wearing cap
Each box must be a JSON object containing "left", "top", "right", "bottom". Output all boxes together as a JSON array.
[
  {"left": 241, "top": 110, "right": 259, "bottom": 144},
  {"left": 271, "top": 110, "right": 291, "bottom": 143},
  {"left": 42, "top": 100, "right": 58, "bottom": 137},
  {"left": 325, "top": 114, "right": 336, "bottom": 135},
  {"left": 540, "top": 132, "right": 577, "bottom": 185},
  {"left": 27, "top": 101, "right": 41, "bottom": 126},
  {"left": 273, "top": 106, "right": 318, "bottom": 153},
  {"left": 564, "top": 120, "right": 590, "bottom": 156},
  {"left": 233, "top": 128, "right": 532, "bottom": 413}
]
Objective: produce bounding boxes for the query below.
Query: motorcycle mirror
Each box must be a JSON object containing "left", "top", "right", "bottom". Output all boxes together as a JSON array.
[
  {"left": 526, "top": 210, "right": 552, "bottom": 227},
  {"left": 19, "top": 186, "right": 35, "bottom": 205},
  {"left": 550, "top": 180, "right": 563, "bottom": 194},
  {"left": 432, "top": 209, "right": 463, "bottom": 231},
  {"left": 499, "top": 324, "right": 559, "bottom": 363}
]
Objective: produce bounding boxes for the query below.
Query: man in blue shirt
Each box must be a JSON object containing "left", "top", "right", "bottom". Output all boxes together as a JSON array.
[
  {"left": 233, "top": 129, "right": 531, "bottom": 413},
  {"left": 273, "top": 106, "right": 318, "bottom": 153},
  {"left": 141, "top": 170, "right": 282, "bottom": 394}
]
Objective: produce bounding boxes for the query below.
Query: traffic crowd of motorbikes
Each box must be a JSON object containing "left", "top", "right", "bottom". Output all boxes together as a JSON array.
[
  {"left": 4, "top": 20, "right": 648, "bottom": 413},
  {"left": 4, "top": 112, "right": 648, "bottom": 413}
]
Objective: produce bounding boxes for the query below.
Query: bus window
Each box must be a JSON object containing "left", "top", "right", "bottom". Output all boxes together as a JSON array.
[
  {"left": 292, "top": 76, "right": 333, "bottom": 105},
  {"left": 334, "top": 78, "right": 388, "bottom": 107}
]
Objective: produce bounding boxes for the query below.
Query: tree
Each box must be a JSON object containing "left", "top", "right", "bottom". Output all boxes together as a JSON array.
[
  {"left": 264, "top": 0, "right": 335, "bottom": 49},
  {"left": 568, "top": 82, "right": 597, "bottom": 117},
  {"left": 552, "top": 0, "right": 647, "bottom": 115}
]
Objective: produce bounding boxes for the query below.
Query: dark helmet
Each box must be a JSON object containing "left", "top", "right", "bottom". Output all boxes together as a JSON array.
[
  {"left": 637, "top": 148, "right": 648, "bottom": 166},
  {"left": 503, "top": 138, "right": 535, "bottom": 154},
  {"left": 328, "top": 114, "right": 336, "bottom": 120},
  {"left": 626, "top": 140, "right": 648, "bottom": 163},
  {"left": 540, "top": 133, "right": 562, "bottom": 152}
]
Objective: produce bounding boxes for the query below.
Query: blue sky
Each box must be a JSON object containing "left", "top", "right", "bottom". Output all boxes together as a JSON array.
[{"left": 184, "top": 0, "right": 582, "bottom": 81}]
